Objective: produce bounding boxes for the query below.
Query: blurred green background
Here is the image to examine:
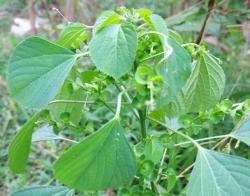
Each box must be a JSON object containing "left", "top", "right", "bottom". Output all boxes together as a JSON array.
[{"left": 0, "top": 0, "right": 249, "bottom": 195}]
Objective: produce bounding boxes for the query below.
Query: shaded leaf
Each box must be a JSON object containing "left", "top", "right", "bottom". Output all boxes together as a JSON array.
[
  {"left": 164, "top": 90, "right": 187, "bottom": 118},
  {"left": 184, "top": 51, "right": 225, "bottom": 112},
  {"left": 49, "top": 80, "right": 84, "bottom": 125},
  {"left": 89, "top": 24, "right": 137, "bottom": 79},
  {"left": 54, "top": 118, "right": 136, "bottom": 191},
  {"left": 150, "top": 14, "right": 192, "bottom": 100},
  {"left": 187, "top": 148, "right": 250, "bottom": 196},
  {"left": 8, "top": 36, "right": 77, "bottom": 109},
  {"left": 156, "top": 40, "right": 192, "bottom": 101},
  {"left": 8, "top": 112, "right": 41, "bottom": 173},
  {"left": 150, "top": 14, "right": 168, "bottom": 35},
  {"left": 145, "top": 138, "right": 164, "bottom": 164}
]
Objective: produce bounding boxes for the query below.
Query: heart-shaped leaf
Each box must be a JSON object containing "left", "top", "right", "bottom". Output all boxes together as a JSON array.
[
  {"left": 89, "top": 24, "right": 137, "bottom": 79},
  {"left": 184, "top": 51, "right": 225, "bottom": 112},
  {"left": 187, "top": 148, "right": 250, "bottom": 196},
  {"left": 8, "top": 36, "right": 77, "bottom": 109},
  {"left": 54, "top": 118, "right": 136, "bottom": 191}
]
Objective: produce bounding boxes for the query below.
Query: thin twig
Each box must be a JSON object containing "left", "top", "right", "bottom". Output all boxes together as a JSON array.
[
  {"left": 53, "top": 7, "right": 71, "bottom": 24},
  {"left": 147, "top": 117, "right": 201, "bottom": 149},
  {"left": 196, "top": 0, "right": 216, "bottom": 44},
  {"left": 177, "top": 163, "right": 195, "bottom": 179}
]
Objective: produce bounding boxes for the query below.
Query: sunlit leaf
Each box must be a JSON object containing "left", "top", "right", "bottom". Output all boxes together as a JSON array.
[
  {"left": 89, "top": 24, "right": 137, "bottom": 79},
  {"left": 8, "top": 37, "right": 77, "bottom": 109}
]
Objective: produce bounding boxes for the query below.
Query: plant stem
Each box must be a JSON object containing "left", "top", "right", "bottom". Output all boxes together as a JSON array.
[
  {"left": 115, "top": 91, "right": 125, "bottom": 118},
  {"left": 49, "top": 99, "right": 129, "bottom": 105},
  {"left": 113, "top": 82, "right": 140, "bottom": 120},
  {"left": 156, "top": 148, "right": 167, "bottom": 182},
  {"left": 181, "top": 43, "right": 201, "bottom": 48},
  {"left": 97, "top": 98, "right": 115, "bottom": 114},
  {"left": 139, "top": 51, "right": 165, "bottom": 63},
  {"left": 174, "top": 134, "right": 230, "bottom": 147},
  {"left": 60, "top": 137, "right": 79, "bottom": 144},
  {"left": 150, "top": 182, "right": 157, "bottom": 193},
  {"left": 76, "top": 52, "right": 89, "bottom": 58},
  {"left": 177, "top": 163, "right": 195, "bottom": 179},
  {"left": 147, "top": 117, "right": 201, "bottom": 149},
  {"left": 139, "top": 109, "right": 147, "bottom": 139},
  {"left": 49, "top": 100, "right": 94, "bottom": 104}
]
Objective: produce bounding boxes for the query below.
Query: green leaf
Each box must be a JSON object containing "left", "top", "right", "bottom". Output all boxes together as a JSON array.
[
  {"left": 80, "top": 70, "right": 100, "bottom": 83},
  {"left": 12, "top": 186, "right": 73, "bottom": 196},
  {"left": 54, "top": 118, "right": 136, "bottom": 191},
  {"left": 231, "top": 116, "right": 250, "bottom": 146},
  {"left": 135, "top": 65, "right": 154, "bottom": 85},
  {"left": 8, "top": 112, "right": 41, "bottom": 173},
  {"left": 8, "top": 36, "right": 77, "bottom": 109},
  {"left": 156, "top": 39, "right": 192, "bottom": 101},
  {"left": 136, "top": 9, "right": 152, "bottom": 19},
  {"left": 93, "top": 10, "right": 120, "bottom": 33},
  {"left": 57, "top": 23, "right": 86, "bottom": 48},
  {"left": 187, "top": 148, "right": 250, "bottom": 196},
  {"left": 89, "top": 24, "right": 137, "bottom": 79},
  {"left": 150, "top": 14, "right": 168, "bottom": 35},
  {"left": 184, "top": 51, "right": 225, "bottom": 112},
  {"left": 49, "top": 81, "right": 84, "bottom": 125},
  {"left": 150, "top": 14, "right": 192, "bottom": 100},
  {"left": 145, "top": 138, "right": 164, "bottom": 164},
  {"left": 164, "top": 90, "right": 187, "bottom": 118}
]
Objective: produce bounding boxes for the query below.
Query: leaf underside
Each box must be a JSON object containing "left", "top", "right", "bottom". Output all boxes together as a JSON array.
[
  {"left": 187, "top": 148, "right": 250, "bottom": 196},
  {"left": 184, "top": 52, "right": 225, "bottom": 112},
  {"left": 232, "top": 116, "right": 250, "bottom": 146}
]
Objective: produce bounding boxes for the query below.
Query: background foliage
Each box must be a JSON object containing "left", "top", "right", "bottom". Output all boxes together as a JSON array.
[{"left": 0, "top": 0, "right": 250, "bottom": 195}]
